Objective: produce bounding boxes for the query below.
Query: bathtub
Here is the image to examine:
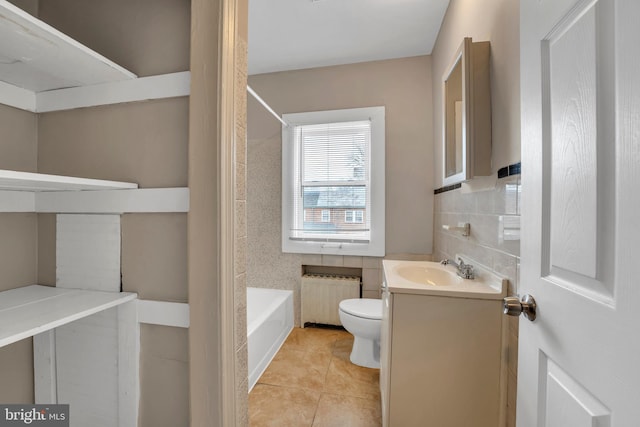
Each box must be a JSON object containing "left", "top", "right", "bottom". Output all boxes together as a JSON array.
[{"left": 247, "top": 287, "right": 294, "bottom": 392}]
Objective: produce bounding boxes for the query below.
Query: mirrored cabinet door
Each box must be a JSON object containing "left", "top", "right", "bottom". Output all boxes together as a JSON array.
[{"left": 442, "top": 37, "right": 492, "bottom": 185}]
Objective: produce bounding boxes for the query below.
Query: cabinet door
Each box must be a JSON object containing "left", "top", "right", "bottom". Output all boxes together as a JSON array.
[{"left": 388, "top": 294, "right": 502, "bottom": 427}]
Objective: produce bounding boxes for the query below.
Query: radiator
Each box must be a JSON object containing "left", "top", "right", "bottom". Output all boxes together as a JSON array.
[{"left": 301, "top": 274, "right": 361, "bottom": 327}]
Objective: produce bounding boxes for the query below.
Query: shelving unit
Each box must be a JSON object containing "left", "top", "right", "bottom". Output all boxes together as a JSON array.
[
  {"left": 0, "top": 0, "right": 189, "bottom": 113},
  {"left": 0, "top": 169, "right": 188, "bottom": 427},
  {"left": 0, "top": 285, "right": 137, "bottom": 348},
  {"left": 0, "top": 2, "right": 192, "bottom": 425}
]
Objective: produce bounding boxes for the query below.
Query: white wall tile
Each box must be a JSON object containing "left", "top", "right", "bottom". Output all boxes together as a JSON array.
[
  {"left": 321, "top": 255, "right": 343, "bottom": 267},
  {"left": 362, "top": 257, "right": 382, "bottom": 269},
  {"left": 363, "top": 290, "right": 381, "bottom": 299},
  {"left": 362, "top": 268, "right": 381, "bottom": 291},
  {"left": 384, "top": 253, "right": 432, "bottom": 261},
  {"left": 300, "top": 254, "right": 322, "bottom": 266},
  {"left": 343, "top": 256, "right": 363, "bottom": 268}
]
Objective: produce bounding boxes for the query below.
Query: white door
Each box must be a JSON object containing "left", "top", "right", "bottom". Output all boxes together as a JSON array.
[{"left": 518, "top": 0, "right": 640, "bottom": 425}]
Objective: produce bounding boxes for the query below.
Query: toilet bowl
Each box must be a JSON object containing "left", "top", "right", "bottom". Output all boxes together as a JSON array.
[{"left": 339, "top": 298, "right": 382, "bottom": 369}]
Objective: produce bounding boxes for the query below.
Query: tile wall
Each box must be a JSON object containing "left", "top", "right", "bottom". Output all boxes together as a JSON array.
[
  {"left": 254, "top": 254, "right": 387, "bottom": 327},
  {"left": 432, "top": 172, "right": 521, "bottom": 427},
  {"left": 234, "top": 33, "right": 249, "bottom": 427},
  {"left": 248, "top": 251, "right": 432, "bottom": 327},
  {"left": 301, "top": 255, "right": 384, "bottom": 300},
  {"left": 299, "top": 253, "right": 432, "bottom": 323}
]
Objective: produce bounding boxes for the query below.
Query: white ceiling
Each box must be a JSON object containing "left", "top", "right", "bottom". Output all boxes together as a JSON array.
[{"left": 248, "top": 0, "right": 451, "bottom": 75}]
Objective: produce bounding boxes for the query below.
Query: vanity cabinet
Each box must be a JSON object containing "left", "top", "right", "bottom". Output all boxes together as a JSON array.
[{"left": 381, "top": 286, "right": 504, "bottom": 427}]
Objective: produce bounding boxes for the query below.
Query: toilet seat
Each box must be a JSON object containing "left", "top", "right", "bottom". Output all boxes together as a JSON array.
[{"left": 339, "top": 298, "right": 382, "bottom": 320}]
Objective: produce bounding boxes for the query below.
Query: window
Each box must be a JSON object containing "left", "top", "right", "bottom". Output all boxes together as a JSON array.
[
  {"left": 282, "top": 107, "right": 385, "bottom": 256},
  {"left": 345, "top": 210, "right": 364, "bottom": 224}
]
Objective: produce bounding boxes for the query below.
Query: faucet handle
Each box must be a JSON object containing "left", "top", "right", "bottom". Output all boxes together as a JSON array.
[
  {"left": 456, "top": 259, "right": 475, "bottom": 279},
  {"left": 465, "top": 268, "right": 475, "bottom": 279}
]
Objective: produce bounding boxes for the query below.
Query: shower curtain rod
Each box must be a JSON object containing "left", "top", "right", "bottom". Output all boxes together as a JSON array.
[{"left": 247, "top": 85, "right": 289, "bottom": 127}]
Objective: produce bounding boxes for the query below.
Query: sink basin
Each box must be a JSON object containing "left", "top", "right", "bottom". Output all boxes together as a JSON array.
[
  {"left": 394, "top": 265, "right": 463, "bottom": 286},
  {"left": 382, "top": 258, "right": 507, "bottom": 299}
]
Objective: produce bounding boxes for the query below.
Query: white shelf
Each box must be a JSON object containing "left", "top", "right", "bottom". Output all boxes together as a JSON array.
[
  {"left": 0, "top": 0, "right": 135, "bottom": 94},
  {"left": 0, "top": 285, "right": 137, "bottom": 348},
  {"left": 36, "top": 71, "right": 191, "bottom": 113},
  {"left": 0, "top": 169, "right": 138, "bottom": 192},
  {"left": 0, "top": 2, "right": 190, "bottom": 113},
  {"left": 0, "top": 1, "right": 190, "bottom": 112},
  {"left": 0, "top": 170, "right": 191, "bottom": 213}
]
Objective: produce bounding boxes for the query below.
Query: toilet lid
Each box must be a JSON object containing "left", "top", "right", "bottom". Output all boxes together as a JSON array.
[{"left": 339, "top": 298, "right": 382, "bottom": 320}]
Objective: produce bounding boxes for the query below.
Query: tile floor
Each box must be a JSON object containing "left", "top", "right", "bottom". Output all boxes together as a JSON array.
[{"left": 249, "top": 327, "right": 382, "bottom": 427}]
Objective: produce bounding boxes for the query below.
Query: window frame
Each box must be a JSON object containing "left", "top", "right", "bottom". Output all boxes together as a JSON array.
[{"left": 282, "top": 106, "right": 385, "bottom": 256}]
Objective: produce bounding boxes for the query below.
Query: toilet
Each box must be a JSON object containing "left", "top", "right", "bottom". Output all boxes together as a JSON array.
[{"left": 339, "top": 298, "right": 382, "bottom": 369}]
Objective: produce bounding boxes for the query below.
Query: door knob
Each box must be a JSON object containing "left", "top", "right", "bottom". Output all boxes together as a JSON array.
[{"left": 503, "top": 294, "right": 537, "bottom": 321}]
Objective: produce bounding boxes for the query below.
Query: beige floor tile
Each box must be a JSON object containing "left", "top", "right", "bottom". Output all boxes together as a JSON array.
[
  {"left": 250, "top": 327, "right": 381, "bottom": 426},
  {"left": 331, "top": 335, "right": 354, "bottom": 359},
  {"left": 323, "top": 356, "right": 380, "bottom": 400},
  {"left": 249, "top": 384, "right": 320, "bottom": 427},
  {"left": 312, "top": 393, "right": 381, "bottom": 427},
  {"left": 258, "top": 347, "right": 332, "bottom": 391},
  {"left": 282, "top": 327, "right": 348, "bottom": 355}
]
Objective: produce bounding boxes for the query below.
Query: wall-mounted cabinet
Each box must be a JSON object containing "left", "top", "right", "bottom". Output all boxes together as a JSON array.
[{"left": 442, "top": 37, "right": 492, "bottom": 186}]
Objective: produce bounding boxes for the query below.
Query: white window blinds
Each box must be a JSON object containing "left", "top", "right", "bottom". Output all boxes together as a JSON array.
[
  {"left": 282, "top": 106, "right": 385, "bottom": 256},
  {"left": 290, "top": 120, "right": 371, "bottom": 243}
]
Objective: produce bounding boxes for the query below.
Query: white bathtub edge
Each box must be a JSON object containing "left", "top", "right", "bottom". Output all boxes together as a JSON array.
[
  {"left": 248, "top": 323, "right": 293, "bottom": 393},
  {"left": 247, "top": 288, "right": 294, "bottom": 393}
]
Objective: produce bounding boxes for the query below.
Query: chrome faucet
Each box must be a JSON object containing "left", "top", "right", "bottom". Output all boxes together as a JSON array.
[{"left": 440, "top": 257, "right": 475, "bottom": 279}]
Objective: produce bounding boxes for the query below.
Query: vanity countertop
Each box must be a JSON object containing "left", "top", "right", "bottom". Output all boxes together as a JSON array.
[{"left": 382, "top": 259, "right": 507, "bottom": 300}]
